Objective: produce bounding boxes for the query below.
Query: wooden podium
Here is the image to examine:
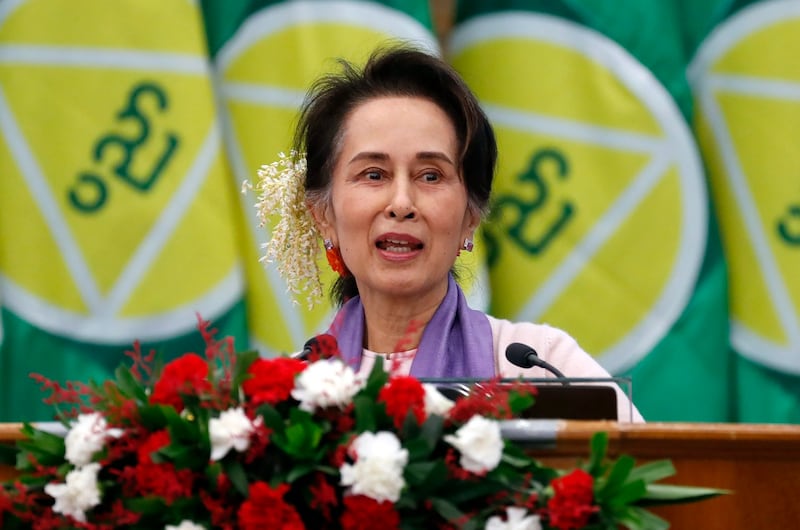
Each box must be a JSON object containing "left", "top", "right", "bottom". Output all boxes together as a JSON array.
[
  {"left": 3, "top": 421, "right": 800, "bottom": 528},
  {"left": 534, "top": 421, "right": 800, "bottom": 529}
]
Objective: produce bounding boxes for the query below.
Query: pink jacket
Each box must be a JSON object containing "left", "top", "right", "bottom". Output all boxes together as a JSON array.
[{"left": 489, "top": 316, "right": 644, "bottom": 422}]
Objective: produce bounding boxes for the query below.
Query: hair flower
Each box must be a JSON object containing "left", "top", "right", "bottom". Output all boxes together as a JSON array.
[{"left": 243, "top": 151, "right": 323, "bottom": 308}]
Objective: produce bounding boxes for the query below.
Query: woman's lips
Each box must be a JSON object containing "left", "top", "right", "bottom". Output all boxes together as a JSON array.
[{"left": 375, "top": 234, "right": 423, "bottom": 256}]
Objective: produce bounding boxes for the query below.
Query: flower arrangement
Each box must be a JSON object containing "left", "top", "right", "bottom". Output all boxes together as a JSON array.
[{"left": 0, "top": 319, "right": 719, "bottom": 530}]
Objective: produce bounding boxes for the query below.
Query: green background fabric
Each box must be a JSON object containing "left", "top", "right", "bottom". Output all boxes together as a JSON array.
[{"left": 1, "top": 0, "right": 798, "bottom": 423}]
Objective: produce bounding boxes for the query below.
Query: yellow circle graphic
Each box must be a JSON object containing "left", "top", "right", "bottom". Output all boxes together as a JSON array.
[
  {"left": 216, "top": 1, "right": 443, "bottom": 355},
  {"left": 690, "top": 0, "right": 800, "bottom": 374},
  {"left": 0, "top": 0, "right": 243, "bottom": 342},
  {"left": 449, "top": 12, "right": 707, "bottom": 372}
]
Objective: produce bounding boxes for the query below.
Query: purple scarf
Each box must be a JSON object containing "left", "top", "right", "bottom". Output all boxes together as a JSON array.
[{"left": 328, "top": 274, "right": 495, "bottom": 378}]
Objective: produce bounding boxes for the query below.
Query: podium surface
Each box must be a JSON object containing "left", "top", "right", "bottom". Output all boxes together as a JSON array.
[{"left": 3, "top": 421, "right": 800, "bottom": 528}]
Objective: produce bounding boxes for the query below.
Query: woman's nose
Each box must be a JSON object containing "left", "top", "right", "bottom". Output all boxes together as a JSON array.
[{"left": 387, "top": 180, "right": 416, "bottom": 219}]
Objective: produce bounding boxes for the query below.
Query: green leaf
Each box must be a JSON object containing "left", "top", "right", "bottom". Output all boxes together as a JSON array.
[
  {"left": 271, "top": 408, "right": 325, "bottom": 458},
  {"left": 596, "top": 455, "right": 635, "bottom": 502},
  {"left": 283, "top": 422, "right": 322, "bottom": 456},
  {"left": 443, "top": 479, "right": 506, "bottom": 504},
  {"left": 353, "top": 395, "right": 378, "bottom": 433},
  {"left": 205, "top": 461, "right": 222, "bottom": 488},
  {"left": 157, "top": 404, "right": 184, "bottom": 427},
  {"left": 627, "top": 459, "right": 676, "bottom": 484},
  {"left": 429, "top": 497, "right": 466, "bottom": 523},
  {"left": 163, "top": 409, "right": 204, "bottom": 451},
  {"left": 639, "top": 484, "right": 730, "bottom": 506},
  {"left": 363, "top": 356, "right": 390, "bottom": 397},
  {"left": 114, "top": 365, "right": 148, "bottom": 403},
  {"left": 500, "top": 450, "right": 534, "bottom": 468},
  {"left": 606, "top": 480, "right": 647, "bottom": 508},
  {"left": 403, "top": 414, "right": 442, "bottom": 460},
  {"left": 225, "top": 459, "right": 250, "bottom": 496},
  {"left": 20, "top": 424, "right": 64, "bottom": 454},
  {"left": 256, "top": 403, "right": 285, "bottom": 435},
  {"left": 404, "top": 461, "right": 442, "bottom": 487},
  {"left": 124, "top": 496, "right": 168, "bottom": 515},
  {"left": 588, "top": 431, "right": 609, "bottom": 475},
  {"left": 508, "top": 391, "right": 535, "bottom": 415},
  {"left": 417, "top": 415, "right": 444, "bottom": 455},
  {"left": 232, "top": 350, "right": 260, "bottom": 394},
  {"left": 137, "top": 404, "right": 170, "bottom": 430},
  {"left": 286, "top": 461, "right": 316, "bottom": 482},
  {"left": 15, "top": 426, "right": 66, "bottom": 467},
  {"left": 616, "top": 505, "right": 670, "bottom": 530},
  {"left": 403, "top": 438, "right": 432, "bottom": 461}
]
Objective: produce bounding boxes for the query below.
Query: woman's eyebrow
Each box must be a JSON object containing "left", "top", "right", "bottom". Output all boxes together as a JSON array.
[
  {"left": 348, "top": 151, "right": 389, "bottom": 165},
  {"left": 347, "top": 151, "right": 455, "bottom": 166},
  {"left": 417, "top": 151, "right": 455, "bottom": 165}
]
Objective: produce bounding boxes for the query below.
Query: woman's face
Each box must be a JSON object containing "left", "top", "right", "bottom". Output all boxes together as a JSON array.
[{"left": 315, "top": 96, "right": 478, "bottom": 304}]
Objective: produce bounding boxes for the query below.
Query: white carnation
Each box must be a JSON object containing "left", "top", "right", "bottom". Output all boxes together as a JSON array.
[
  {"left": 423, "top": 384, "right": 455, "bottom": 417},
  {"left": 444, "top": 415, "right": 504, "bottom": 473},
  {"left": 209, "top": 407, "right": 256, "bottom": 461},
  {"left": 64, "top": 412, "right": 122, "bottom": 467},
  {"left": 166, "top": 521, "right": 207, "bottom": 530},
  {"left": 44, "top": 463, "right": 102, "bottom": 522},
  {"left": 291, "top": 358, "right": 363, "bottom": 412},
  {"left": 486, "top": 507, "right": 542, "bottom": 530},
  {"left": 340, "top": 431, "right": 408, "bottom": 502}
]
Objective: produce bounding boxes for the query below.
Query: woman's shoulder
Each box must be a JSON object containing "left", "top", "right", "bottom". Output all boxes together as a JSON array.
[
  {"left": 486, "top": 315, "right": 578, "bottom": 354},
  {"left": 486, "top": 315, "right": 645, "bottom": 423},
  {"left": 486, "top": 314, "right": 607, "bottom": 378}
]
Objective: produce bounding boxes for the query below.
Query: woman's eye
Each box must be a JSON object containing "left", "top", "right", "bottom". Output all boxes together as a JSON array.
[
  {"left": 365, "top": 170, "right": 382, "bottom": 180},
  {"left": 422, "top": 171, "right": 440, "bottom": 182}
]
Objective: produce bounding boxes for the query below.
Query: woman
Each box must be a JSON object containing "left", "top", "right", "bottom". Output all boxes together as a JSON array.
[{"left": 254, "top": 46, "right": 643, "bottom": 422}]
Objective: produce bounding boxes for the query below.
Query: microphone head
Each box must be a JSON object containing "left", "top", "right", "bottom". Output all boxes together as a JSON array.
[
  {"left": 505, "top": 342, "right": 538, "bottom": 369},
  {"left": 299, "top": 333, "right": 341, "bottom": 361}
]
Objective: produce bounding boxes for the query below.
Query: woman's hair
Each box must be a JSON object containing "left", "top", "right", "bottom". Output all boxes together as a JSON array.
[{"left": 294, "top": 45, "right": 497, "bottom": 305}]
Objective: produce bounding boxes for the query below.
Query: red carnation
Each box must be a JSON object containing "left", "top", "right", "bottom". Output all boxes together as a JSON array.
[
  {"left": 117, "top": 429, "right": 196, "bottom": 503},
  {"left": 149, "top": 353, "right": 212, "bottom": 411},
  {"left": 132, "top": 461, "right": 195, "bottom": 503},
  {"left": 243, "top": 357, "right": 305, "bottom": 407},
  {"left": 447, "top": 379, "right": 533, "bottom": 424},
  {"left": 201, "top": 490, "right": 235, "bottom": 529},
  {"left": 137, "top": 429, "right": 171, "bottom": 463},
  {"left": 0, "top": 488, "right": 12, "bottom": 517},
  {"left": 309, "top": 473, "right": 339, "bottom": 521},
  {"left": 340, "top": 495, "right": 400, "bottom": 530},
  {"left": 378, "top": 375, "right": 426, "bottom": 429},
  {"left": 546, "top": 469, "right": 599, "bottom": 529},
  {"left": 238, "top": 482, "right": 304, "bottom": 530}
]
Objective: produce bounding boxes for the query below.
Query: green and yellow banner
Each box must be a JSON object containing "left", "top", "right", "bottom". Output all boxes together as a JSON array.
[
  {"left": 450, "top": 0, "right": 732, "bottom": 422},
  {"left": 689, "top": 0, "right": 800, "bottom": 422},
  {"left": 1, "top": 0, "right": 798, "bottom": 423},
  {"left": 203, "top": 0, "right": 445, "bottom": 356},
  {"left": 0, "top": 0, "right": 247, "bottom": 420}
]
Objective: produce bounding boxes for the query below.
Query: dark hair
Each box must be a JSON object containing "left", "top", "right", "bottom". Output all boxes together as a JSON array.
[{"left": 294, "top": 45, "right": 497, "bottom": 305}]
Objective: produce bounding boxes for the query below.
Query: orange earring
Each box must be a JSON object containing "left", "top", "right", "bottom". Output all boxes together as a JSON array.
[{"left": 324, "top": 239, "right": 347, "bottom": 277}]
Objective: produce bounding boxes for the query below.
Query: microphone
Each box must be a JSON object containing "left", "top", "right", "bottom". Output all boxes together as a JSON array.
[
  {"left": 505, "top": 342, "right": 569, "bottom": 384},
  {"left": 292, "top": 337, "right": 317, "bottom": 361},
  {"left": 292, "top": 334, "right": 340, "bottom": 361}
]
